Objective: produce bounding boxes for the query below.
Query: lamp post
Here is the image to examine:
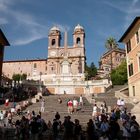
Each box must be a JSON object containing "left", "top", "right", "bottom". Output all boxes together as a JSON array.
[
  {"left": 12, "top": 80, "right": 15, "bottom": 102},
  {"left": 39, "top": 72, "right": 42, "bottom": 92},
  {"left": 85, "top": 72, "right": 89, "bottom": 95}
]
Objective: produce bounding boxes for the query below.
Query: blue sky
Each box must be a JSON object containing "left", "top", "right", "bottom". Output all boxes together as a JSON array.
[{"left": 0, "top": 0, "right": 140, "bottom": 67}]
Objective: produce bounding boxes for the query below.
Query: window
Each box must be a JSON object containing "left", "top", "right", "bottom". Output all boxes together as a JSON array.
[
  {"left": 51, "top": 39, "right": 56, "bottom": 46},
  {"left": 138, "top": 56, "right": 140, "bottom": 70},
  {"left": 34, "top": 63, "right": 37, "bottom": 68},
  {"left": 136, "top": 31, "right": 139, "bottom": 44},
  {"left": 133, "top": 86, "right": 135, "bottom": 96},
  {"left": 76, "top": 37, "right": 81, "bottom": 45},
  {"left": 128, "top": 63, "right": 133, "bottom": 76},
  {"left": 126, "top": 40, "right": 131, "bottom": 53},
  {"left": 105, "top": 68, "right": 109, "bottom": 71}
]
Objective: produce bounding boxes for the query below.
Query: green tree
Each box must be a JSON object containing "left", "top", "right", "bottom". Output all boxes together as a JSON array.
[
  {"left": 105, "top": 37, "right": 118, "bottom": 71},
  {"left": 85, "top": 62, "right": 97, "bottom": 80},
  {"left": 111, "top": 60, "right": 127, "bottom": 85},
  {"left": 21, "top": 73, "right": 27, "bottom": 80},
  {"left": 89, "top": 62, "right": 97, "bottom": 78},
  {"left": 105, "top": 37, "right": 118, "bottom": 50},
  {"left": 12, "top": 74, "right": 21, "bottom": 81}
]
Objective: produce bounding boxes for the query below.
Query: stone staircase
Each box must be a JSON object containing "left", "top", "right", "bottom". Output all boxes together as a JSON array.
[
  {"left": 94, "top": 85, "right": 133, "bottom": 112},
  {"left": 25, "top": 94, "right": 93, "bottom": 125},
  {"left": 20, "top": 86, "right": 134, "bottom": 125}
]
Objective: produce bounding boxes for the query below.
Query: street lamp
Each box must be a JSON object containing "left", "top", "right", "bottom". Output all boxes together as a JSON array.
[
  {"left": 39, "top": 72, "right": 42, "bottom": 92},
  {"left": 85, "top": 72, "right": 89, "bottom": 95}
]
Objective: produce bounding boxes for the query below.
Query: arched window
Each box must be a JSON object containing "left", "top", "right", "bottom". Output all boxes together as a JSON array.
[
  {"left": 76, "top": 37, "right": 81, "bottom": 45},
  {"left": 51, "top": 39, "right": 56, "bottom": 46}
]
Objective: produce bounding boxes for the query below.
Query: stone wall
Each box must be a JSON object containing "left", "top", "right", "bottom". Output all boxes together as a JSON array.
[{"left": 75, "top": 87, "right": 84, "bottom": 94}]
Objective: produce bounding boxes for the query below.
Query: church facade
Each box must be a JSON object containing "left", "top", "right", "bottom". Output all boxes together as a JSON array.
[
  {"left": 3, "top": 25, "right": 110, "bottom": 94},
  {"left": 47, "top": 25, "right": 85, "bottom": 76},
  {"left": 3, "top": 25, "right": 85, "bottom": 80}
]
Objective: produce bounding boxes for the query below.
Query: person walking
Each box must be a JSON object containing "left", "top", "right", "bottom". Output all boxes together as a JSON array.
[
  {"left": 73, "top": 98, "right": 78, "bottom": 113},
  {"left": 92, "top": 104, "right": 98, "bottom": 119},
  {"left": 67, "top": 99, "right": 73, "bottom": 114},
  {"left": 63, "top": 116, "right": 74, "bottom": 140},
  {"left": 73, "top": 119, "right": 82, "bottom": 140},
  {"left": 40, "top": 98, "right": 45, "bottom": 113},
  {"left": 79, "top": 95, "right": 83, "bottom": 108}
]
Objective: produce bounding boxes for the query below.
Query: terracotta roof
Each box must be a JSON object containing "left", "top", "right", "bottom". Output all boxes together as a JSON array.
[{"left": 119, "top": 17, "right": 140, "bottom": 42}]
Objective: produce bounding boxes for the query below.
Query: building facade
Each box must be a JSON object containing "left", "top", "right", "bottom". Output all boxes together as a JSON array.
[
  {"left": 99, "top": 48, "right": 126, "bottom": 77},
  {"left": 3, "top": 25, "right": 111, "bottom": 94},
  {"left": 47, "top": 24, "right": 85, "bottom": 76},
  {"left": 3, "top": 59, "right": 47, "bottom": 79},
  {"left": 3, "top": 24, "right": 85, "bottom": 81},
  {"left": 0, "top": 29, "right": 10, "bottom": 85},
  {"left": 119, "top": 17, "right": 140, "bottom": 98}
]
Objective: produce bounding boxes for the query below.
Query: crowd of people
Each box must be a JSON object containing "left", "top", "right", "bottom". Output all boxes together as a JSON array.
[
  {"left": 0, "top": 109, "right": 139, "bottom": 140},
  {"left": 0, "top": 94, "right": 139, "bottom": 140},
  {"left": 67, "top": 95, "right": 83, "bottom": 114},
  {"left": 90, "top": 98, "right": 140, "bottom": 140}
]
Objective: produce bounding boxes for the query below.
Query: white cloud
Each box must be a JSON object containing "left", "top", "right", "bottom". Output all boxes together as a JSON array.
[
  {"left": 104, "top": 0, "right": 140, "bottom": 29},
  {"left": 103, "top": 1, "right": 129, "bottom": 14},
  {"left": 132, "top": 0, "right": 139, "bottom": 6},
  {"left": 123, "top": 0, "right": 140, "bottom": 28},
  {"left": 13, "top": 34, "right": 47, "bottom": 46},
  {"left": 0, "top": 0, "right": 70, "bottom": 46}
]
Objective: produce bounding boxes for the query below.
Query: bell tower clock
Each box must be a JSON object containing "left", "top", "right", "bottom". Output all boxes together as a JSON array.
[{"left": 48, "top": 26, "right": 61, "bottom": 58}]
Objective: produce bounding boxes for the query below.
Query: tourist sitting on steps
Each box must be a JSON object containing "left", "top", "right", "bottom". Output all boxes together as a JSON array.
[{"left": 58, "top": 97, "right": 62, "bottom": 104}]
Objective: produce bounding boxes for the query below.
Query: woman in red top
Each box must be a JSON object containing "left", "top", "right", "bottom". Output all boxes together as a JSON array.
[{"left": 67, "top": 99, "right": 73, "bottom": 114}]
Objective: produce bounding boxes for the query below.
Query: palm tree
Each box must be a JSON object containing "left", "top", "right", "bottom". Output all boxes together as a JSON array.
[
  {"left": 105, "top": 37, "right": 118, "bottom": 71},
  {"left": 105, "top": 37, "right": 118, "bottom": 50}
]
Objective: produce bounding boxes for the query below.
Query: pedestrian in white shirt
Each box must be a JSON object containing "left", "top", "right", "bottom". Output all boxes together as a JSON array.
[
  {"left": 92, "top": 104, "right": 98, "bottom": 119},
  {"left": 73, "top": 98, "right": 78, "bottom": 113},
  {"left": 0, "top": 111, "right": 4, "bottom": 126},
  {"left": 79, "top": 95, "right": 83, "bottom": 107},
  {"left": 117, "top": 97, "right": 121, "bottom": 106},
  {"left": 120, "top": 99, "right": 125, "bottom": 106}
]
